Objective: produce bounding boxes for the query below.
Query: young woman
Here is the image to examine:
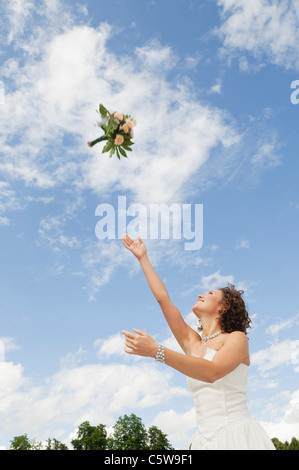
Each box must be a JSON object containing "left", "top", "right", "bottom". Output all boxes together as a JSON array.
[{"left": 121, "top": 234, "right": 275, "bottom": 450}]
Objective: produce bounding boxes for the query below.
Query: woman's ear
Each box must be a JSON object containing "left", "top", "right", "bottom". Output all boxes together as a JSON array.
[{"left": 217, "top": 305, "right": 224, "bottom": 315}]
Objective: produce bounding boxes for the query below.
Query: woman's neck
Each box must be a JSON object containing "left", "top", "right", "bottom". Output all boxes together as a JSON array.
[{"left": 200, "top": 318, "right": 222, "bottom": 338}]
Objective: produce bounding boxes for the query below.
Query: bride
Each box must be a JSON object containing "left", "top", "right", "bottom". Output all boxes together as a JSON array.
[{"left": 121, "top": 234, "right": 275, "bottom": 450}]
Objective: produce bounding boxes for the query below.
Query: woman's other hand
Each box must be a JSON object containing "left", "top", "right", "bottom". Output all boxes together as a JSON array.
[{"left": 121, "top": 329, "right": 158, "bottom": 358}]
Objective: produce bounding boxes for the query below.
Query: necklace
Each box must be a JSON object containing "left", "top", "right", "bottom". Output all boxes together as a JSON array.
[{"left": 200, "top": 330, "right": 223, "bottom": 349}]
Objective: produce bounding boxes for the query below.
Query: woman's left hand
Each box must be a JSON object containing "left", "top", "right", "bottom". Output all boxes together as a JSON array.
[{"left": 121, "top": 329, "right": 159, "bottom": 358}]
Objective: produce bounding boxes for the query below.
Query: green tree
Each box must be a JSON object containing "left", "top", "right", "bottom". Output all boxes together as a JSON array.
[
  {"left": 147, "top": 425, "right": 174, "bottom": 450},
  {"left": 272, "top": 436, "right": 299, "bottom": 450},
  {"left": 110, "top": 414, "right": 148, "bottom": 450},
  {"left": 45, "top": 438, "right": 68, "bottom": 450},
  {"left": 286, "top": 437, "right": 299, "bottom": 450},
  {"left": 71, "top": 421, "right": 108, "bottom": 450},
  {"left": 10, "top": 434, "right": 42, "bottom": 450},
  {"left": 272, "top": 437, "right": 287, "bottom": 450},
  {"left": 10, "top": 434, "right": 32, "bottom": 450},
  {"left": 9, "top": 414, "right": 174, "bottom": 451}
]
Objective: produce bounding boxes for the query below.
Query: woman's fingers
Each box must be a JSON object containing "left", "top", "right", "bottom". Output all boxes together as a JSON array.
[
  {"left": 122, "top": 330, "right": 136, "bottom": 339},
  {"left": 124, "top": 233, "right": 134, "bottom": 242},
  {"left": 121, "top": 235, "right": 135, "bottom": 252},
  {"left": 122, "top": 329, "right": 146, "bottom": 354},
  {"left": 133, "top": 328, "right": 146, "bottom": 336},
  {"left": 123, "top": 331, "right": 137, "bottom": 355},
  {"left": 122, "top": 234, "right": 143, "bottom": 246},
  {"left": 122, "top": 233, "right": 133, "bottom": 244}
]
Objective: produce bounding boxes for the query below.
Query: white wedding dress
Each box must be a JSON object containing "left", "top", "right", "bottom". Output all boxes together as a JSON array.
[{"left": 187, "top": 348, "right": 275, "bottom": 450}]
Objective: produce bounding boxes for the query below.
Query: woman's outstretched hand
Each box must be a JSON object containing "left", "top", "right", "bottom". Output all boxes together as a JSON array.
[
  {"left": 121, "top": 233, "right": 147, "bottom": 261},
  {"left": 121, "top": 329, "right": 158, "bottom": 358}
]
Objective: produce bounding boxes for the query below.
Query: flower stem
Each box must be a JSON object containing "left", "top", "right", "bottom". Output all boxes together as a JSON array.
[{"left": 87, "top": 135, "right": 108, "bottom": 147}]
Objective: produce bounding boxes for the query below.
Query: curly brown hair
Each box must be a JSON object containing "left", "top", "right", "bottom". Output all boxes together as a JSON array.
[{"left": 218, "top": 284, "right": 252, "bottom": 335}]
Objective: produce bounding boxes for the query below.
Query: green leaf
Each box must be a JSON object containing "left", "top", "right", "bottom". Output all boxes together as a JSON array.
[
  {"left": 102, "top": 141, "right": 113, "bottom": 154},
  {"left": 123, "top": 139, "right": 134, "bottom": 146},
  {"left": 107, "top": 117, "right": 119, "bottom": 135},
  {"left": 99, "top": 104, "right": 108, "bottom": 117},
  {"left": 116, "top": 147, "right": 121, "bottom": 160},
  {"left": 119, "top": 147, "right": 128, "bottom": 158},
  {"left": 109, "top": 147, "right": 115, "bottom": 158}
]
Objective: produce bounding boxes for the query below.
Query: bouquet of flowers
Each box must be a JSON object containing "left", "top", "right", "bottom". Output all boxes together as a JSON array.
[{"left": 88, "top": 104, "right": 137, "bottom": 160}]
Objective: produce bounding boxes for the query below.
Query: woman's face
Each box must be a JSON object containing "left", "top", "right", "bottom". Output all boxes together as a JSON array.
[{"left": 192, "top": 289, "right": 223, "bottom": 317}]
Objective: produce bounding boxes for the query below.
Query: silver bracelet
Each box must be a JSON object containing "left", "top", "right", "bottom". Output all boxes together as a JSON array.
[{"left": 155, "top": 344, "right": 165, "bottom": 363}]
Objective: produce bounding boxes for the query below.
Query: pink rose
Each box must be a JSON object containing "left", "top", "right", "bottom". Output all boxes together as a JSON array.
[
  {"left": 122, "top": 123, "right": 130, "bottom": 133},
  {"left": 126, "top": 119, "right": 133, "bottom": 129},
  {"left": 114, "top": 134, "right": 124, "bottom": 146},
  {"left": 114, "top": 112, "right": 123, "bottom": 122}
]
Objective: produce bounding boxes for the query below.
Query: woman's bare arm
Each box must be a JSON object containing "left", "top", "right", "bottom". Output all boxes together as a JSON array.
[
  {"left": 121, "top": 234, "right": 196, "bottom": 353},
  {"left": 122, "top": 329, "right": 249, "bottom": 383},
  {"left": 163, "top": 331, "right": 249, "bottom": 382}
]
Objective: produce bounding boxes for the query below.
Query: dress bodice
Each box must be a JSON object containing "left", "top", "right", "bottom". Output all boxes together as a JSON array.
[
  {"left": 186, "top": 348, "right": 275, "bottom": 449},
  {"left": 187, "top": 349, "right": 251, "bottom": 444}
]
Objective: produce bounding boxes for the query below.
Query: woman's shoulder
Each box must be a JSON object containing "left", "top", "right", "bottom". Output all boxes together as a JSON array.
[
  {"left": 227, "top": 330, "right": 248, "bottom": 339},
  {"left": 223, "top": 330, "right": 249, "bottom": 349}
]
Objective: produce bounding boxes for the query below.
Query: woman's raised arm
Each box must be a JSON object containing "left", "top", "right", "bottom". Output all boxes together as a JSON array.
[{"left": 121, "top": 234, "right": 196, "bottom": 353}]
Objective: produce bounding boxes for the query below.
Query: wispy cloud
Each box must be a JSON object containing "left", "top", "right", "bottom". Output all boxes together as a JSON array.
[
  {"left": 266, "top": 312, "right": 299, "bottom": 339},
  {"left": 216, "top": 0, "right": 299, "bottom": 71},
  {"left": 210, "top": 78, "right": 222, "bottom": 95},
  {"left": 199, "top": 270, "right": 235, "bottom": 290},
  {"left": 0, "top": 181, "right": 23, "bottom": 225},
  {"left": 251, "top": 339, "right": 297, "bottom": 374},
  {"left": 235, "top": 239, "right": 250, "bottom": 250}
]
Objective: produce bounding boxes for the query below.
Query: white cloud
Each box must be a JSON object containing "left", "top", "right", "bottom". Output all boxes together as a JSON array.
[
  {"left": 180, "top": 271, "right": 235, "bottom": 299},
  {"left": 260, "top": 389, "right": 299, "bottom": 442},
  {"left": 135, "top": 39, "right": 176, "bottom": 69},
  {"left": 266, "top": 313, "right": 299, "bottom": 338},
  {"left": 0, "top": 337, "right": 20, "bottom": 354},
  {"left": 150, "top": 408, "right": 196, "bottom": 450},
  {"left": 251, "top": 339, "right": 297, "bottom": 374},
  {"left": 0, "top": 181, "right": 22, "bottom": 225},
  {"left": 80, "top": 239, "right": 138, "bottom": 301},
  {"left": 251, "top": 139, "right": 282, "bottom": 170},
  {"left": 210, "top": 79, "right": 222, "bottom": 95},
  {"left": 0, "top": 216, "right": 10, "bottom": 227},
  {"left": 199, "top": 270, "right": 234, "bottom": 290},
  {"left": 235, "top": 239, "right": 250, "bottom": 250},
  {"left": 0, "top": 362, "right": 25, "bottom": 405},
  {"left": 38, "top": 215, "right": 81, "bottom": 253},
  {"left": 4, "top": 0, "right": 35, "bottom": 45},
  {"left": 60, "top": 347, "right": 87, "bottom": 369},
  {"left": 0, "top": 355, "right": 189, "bottom": 446},
  {"left": 94, "top": 333, "right": 126, "bottom": 359},
  {"left": 0, "top": 0, "right": 241, "bottom": 205},
  {"left": 216, "top": 0, "right": 299, "bottom": 71}
]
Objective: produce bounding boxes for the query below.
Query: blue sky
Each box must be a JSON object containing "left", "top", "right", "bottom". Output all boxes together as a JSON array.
[{"left": 0, "top": 0, "right": 298, "bottom": 449}]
